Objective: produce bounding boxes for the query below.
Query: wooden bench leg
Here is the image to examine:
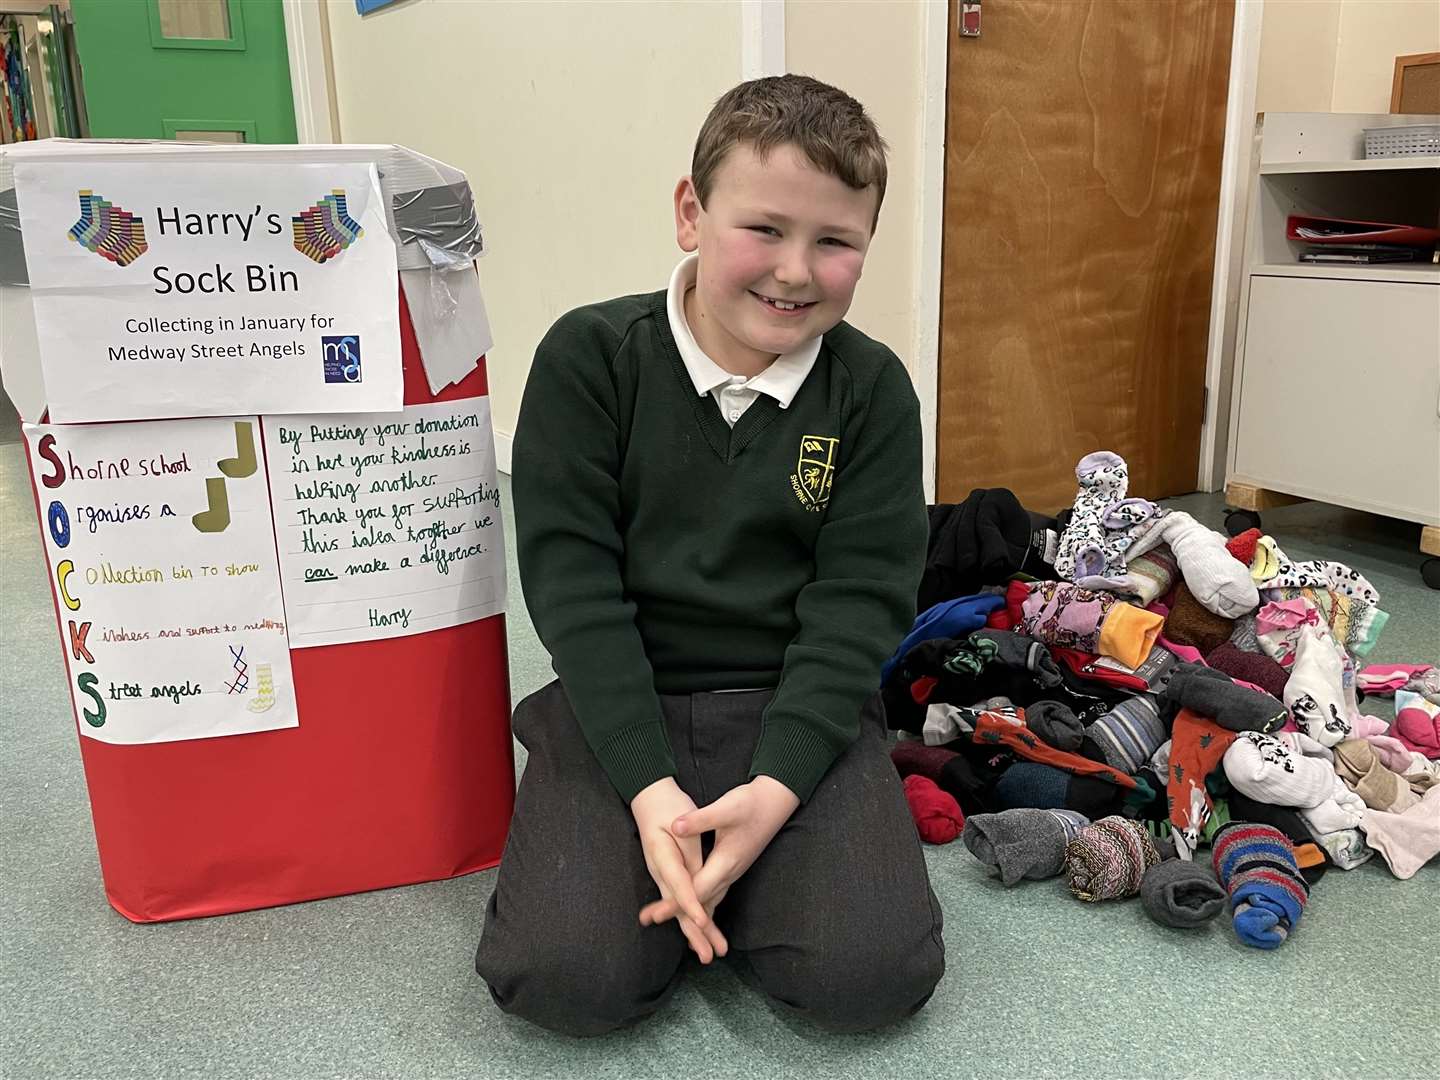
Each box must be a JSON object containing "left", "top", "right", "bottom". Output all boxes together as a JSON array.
[
  {"left": 1224, "top": 482, "right": 1306, "bottom": 513},
  {"left": 1421, "top": 525, "right": 1440, "bottom": 559}
]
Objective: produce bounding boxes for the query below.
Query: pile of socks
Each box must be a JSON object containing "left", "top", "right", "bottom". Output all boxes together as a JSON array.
[{"left": 885, "top": 447, "right": 1439, "bottom": 944}]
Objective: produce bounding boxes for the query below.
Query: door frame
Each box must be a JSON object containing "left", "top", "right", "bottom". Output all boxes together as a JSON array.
[
  {"left": 918, "top": 0, "right": 1265, "bottom": 502},
  {"left": 281, "top": 0, "right": 337, "bottom": 142}
]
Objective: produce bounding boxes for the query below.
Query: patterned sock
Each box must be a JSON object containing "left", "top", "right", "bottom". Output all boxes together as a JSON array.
[
  {"left": 1063, "top": 816, "right": 1160, "bottom": 901},
  {"left": 962, "top": 808, "right": 1088, "bottom": 885},
  {"left": 1168, "top": 709, "right": 1239, "bottom": 858},
  {"left": 1283, "top": 630, "right": 1354, "bottom": 747},
  {"left": 1222, "top": 731, "right": 1336, "bottom": 809},
  {"left": 1212, "top": 823, "right": 1309, "bottom": 949},
  {"left": 1141, "top": 859, "right": 1228, "bottom": 928}
]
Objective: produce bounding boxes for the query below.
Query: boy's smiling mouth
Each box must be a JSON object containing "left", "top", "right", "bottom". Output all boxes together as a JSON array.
[{"left": 751, "top": 291, "right": 817, "bottom": 314}]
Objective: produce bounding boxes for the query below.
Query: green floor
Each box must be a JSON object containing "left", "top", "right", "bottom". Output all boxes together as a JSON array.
[{"left": 2, "top": 402, "right": 1437, "bottom": 1077}]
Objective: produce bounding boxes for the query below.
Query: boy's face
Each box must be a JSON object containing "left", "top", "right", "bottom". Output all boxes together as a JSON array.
[{"left": 674, "top": 142, "right": 876, "bottom": 369}]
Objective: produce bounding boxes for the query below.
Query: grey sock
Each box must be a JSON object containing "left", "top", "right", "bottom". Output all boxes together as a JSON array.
[
  {"left": 962, "top": 808, "right": 1069, "bottom": 886},
  {"left": 1025, "top": 701, "right": 1084, "bottom": 752},
  {"left": 1141, "top": 858, "right": 1228, "bottom": 928},
  {"left": 1163, "top": 664, "right": 1286, "bottom": 733}
]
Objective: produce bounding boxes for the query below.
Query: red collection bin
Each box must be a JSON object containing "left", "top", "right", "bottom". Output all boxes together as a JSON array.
[{"left": 25, "top": 284, "right": 515, "bottom": 922}]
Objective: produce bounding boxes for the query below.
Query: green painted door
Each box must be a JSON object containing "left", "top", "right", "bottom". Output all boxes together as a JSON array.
[{"left": 70, "top": 0, "right": 296, "bottom": 143}]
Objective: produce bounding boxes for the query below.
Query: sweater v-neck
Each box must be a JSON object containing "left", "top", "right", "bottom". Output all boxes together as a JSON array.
[{"left": 650, "top": 290, "right": 784, "bottom": 464}]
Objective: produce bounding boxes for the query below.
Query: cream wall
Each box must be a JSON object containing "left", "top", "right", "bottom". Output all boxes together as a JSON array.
[
  {"left": 322, "top": 0, "right": 931, "bottom": 457},
  {"left": 785, "top": 1, "right": 925, "bottom": 379},
  {"left": 322, "top": 0, "right": 742, "bottom": 448},
  {"left": 1256, "top": 0, "right": 1440, "bottom": 113}
]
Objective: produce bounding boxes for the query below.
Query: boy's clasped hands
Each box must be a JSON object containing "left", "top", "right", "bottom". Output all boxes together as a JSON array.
[{"left": 631, "top": 775, "right": 801, "bottom": 963}]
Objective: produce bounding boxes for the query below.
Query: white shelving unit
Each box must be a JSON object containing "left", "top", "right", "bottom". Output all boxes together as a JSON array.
[{"left": 1224, "top": 112, "right": 1440, "bottom": 586}]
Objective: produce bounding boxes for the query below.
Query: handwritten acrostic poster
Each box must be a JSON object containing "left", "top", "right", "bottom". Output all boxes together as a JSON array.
[
  {"left": 261, "top": 399, "right": 507, "bottom": 648},
  {"left": 12, "top": 160, "right": 401, "bottom": 423},
  {"left": 23, "top": 418, "right": 298, "bottom": 744}
]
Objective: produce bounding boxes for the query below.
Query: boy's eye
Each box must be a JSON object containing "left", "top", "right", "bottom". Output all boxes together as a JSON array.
[
  {"left": 748, "top": 226, "right": 780, "bottom": 237},
  {"left": 820, "top": 237, "right": 851, "bottom": 248}
]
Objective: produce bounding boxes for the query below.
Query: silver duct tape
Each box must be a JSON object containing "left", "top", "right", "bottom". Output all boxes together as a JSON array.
[
  {"left": 0, "top": 189, "right": 28, "bottom": 287},
  {"left": 391, "top": 182, "right": 484, "bottom": 269}
]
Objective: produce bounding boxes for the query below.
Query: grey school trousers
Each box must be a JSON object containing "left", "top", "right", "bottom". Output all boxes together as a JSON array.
[{"left": 474, "top": 679, "right": 945, "bottom": 1037}]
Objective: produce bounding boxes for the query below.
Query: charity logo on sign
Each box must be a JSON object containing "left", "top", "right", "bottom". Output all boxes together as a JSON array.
[
  {"left": 292, "top": 189, "right": 364, "bottom": 264},
  {"left": 68, "top": 190, "right": 148, "bottom": 267},
  {"left": 321, "top": 335, "right": 362, "bottom": 383}
]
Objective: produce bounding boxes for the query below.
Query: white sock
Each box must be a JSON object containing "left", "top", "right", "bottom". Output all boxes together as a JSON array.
[
  {"left": 1154, "top": 512, "right": 1258, "bottom": 618},
  {"left": 1222, "top": 732, "right": 1335, "bottom": 808},
  {"left": 1283, "top": 629, "right": 1353, "bottom": 747},
  {"left": 1298, "top": 776, "right": 1366, "bottom": 834}
]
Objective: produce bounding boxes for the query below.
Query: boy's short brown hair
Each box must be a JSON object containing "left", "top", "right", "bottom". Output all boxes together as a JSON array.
[{"left": 691, "top": 75, "right": 888, "bottom": 232}]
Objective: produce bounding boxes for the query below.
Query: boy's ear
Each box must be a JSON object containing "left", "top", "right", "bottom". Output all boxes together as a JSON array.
[{"left": 674, "top": 176, "right": 701, "bottom": 253}]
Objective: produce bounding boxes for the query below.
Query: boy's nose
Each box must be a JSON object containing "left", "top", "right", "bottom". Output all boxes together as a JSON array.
[{"left": 773, "top": 251, "right": 813, "bottom": 289}]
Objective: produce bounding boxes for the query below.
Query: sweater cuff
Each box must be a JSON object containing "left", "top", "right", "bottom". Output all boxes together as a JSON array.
[
  {"left": 748, "top": 718, "right": 843, "bottom": 804},
  {"left": 595, "top": 721, "right": 679, "bottom": 805}
]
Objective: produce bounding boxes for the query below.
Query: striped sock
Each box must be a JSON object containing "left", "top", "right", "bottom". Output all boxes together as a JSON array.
[
  {"left": 1086, "top": 694, "right": 1166, "bottom": 774},
  {"left": 1063, "top": 816, "right": 1160, "bottom": 902},
  {"left": 1211, "top": 822, "right": 1309, "bottom": 949}
]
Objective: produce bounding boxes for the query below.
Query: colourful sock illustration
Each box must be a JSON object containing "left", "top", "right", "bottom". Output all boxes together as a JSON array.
[
  {"left": 247, "top": 664, "right": 276, "bottom": 713},
  {"left": 69, "top": 190, "right": 148, "bottom": 267},
  {"left": 192, "top": 476, "right": 231, "bottom": 533},
  {"left": 226, "top": 645, "right": 249, "bottom": 694},
  {"left": 218, "top": 421, "right": 257, "bottom": 479},
  {"left": 292, "top": 189, "right": 363, "bottom": 263}
]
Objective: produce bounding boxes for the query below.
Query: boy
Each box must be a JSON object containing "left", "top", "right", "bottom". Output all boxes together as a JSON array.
[{"left": 475, "top": 75, "right": 941, "bottom": 1036}]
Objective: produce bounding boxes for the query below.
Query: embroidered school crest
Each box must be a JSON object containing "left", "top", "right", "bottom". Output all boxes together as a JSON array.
[{"left": 790, "top": 435, "right": 838, "bottom": 511}]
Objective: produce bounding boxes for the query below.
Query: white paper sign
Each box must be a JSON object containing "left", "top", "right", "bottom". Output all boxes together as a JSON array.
[
  {"left": 13, "top": 160, "right": 401, "bottom": 423},
  {"left": 262, "top": 399, "right": 507, "bottom": 648},
  {"left": 24, "top": 417, "right": 298, "bottom": 744}
]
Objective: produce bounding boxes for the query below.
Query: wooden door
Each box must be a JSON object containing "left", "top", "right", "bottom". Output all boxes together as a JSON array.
[{"left": 937, "top": 0, "right": 1234, "bottom": 511}]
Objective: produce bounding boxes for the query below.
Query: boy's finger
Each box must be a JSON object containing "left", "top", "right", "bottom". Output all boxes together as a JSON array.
[
  {"left": 654, "top": 842, "right": 710, "bottom": 928},
  {"left": 677, "top": 915, "right": 713, "bottom": 964}
]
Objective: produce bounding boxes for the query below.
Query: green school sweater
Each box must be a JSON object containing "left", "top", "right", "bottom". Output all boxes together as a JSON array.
[{"left": 512, "top": 289, "right": 927, "bottom": 803}]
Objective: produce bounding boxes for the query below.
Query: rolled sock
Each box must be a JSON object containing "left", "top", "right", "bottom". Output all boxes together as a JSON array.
[
  {"left": 1168, "top": 709, "right": 1239, "bottom": 859},
  {"left": 1206, "top": 642, "right": 1289, "bottom": 701},
  {"left": 1164, "top": 664, "right": 1288, "bottom": 733},
  {"left": 1357, "top": 786, "right": 1440, "bottom": 880},
  {"left": 1298, "top": 776, "right": 1365, "bottom": 834},
  {"left": 1018, "top": 582, "right": 1164, "bottom": 668},
  {"left": 1141, "top": 859, "right": 1228, "bottom": 928},
  {"left": 1332, "top": 739, "right": 1420, "bottom": 813},
  {"left": 1053, "top": 451, "right": 1158, "bottom": 585},
  {"left": 1108, "top": 545, "right": 1178, "bottom": 606},
  {"left": 1356, "top": 664, "right": 1433, "bottom": 695},
  {"left": 1313, "top": 827, "right": 1374, "bottom": 870},
  {"left": 1024, "top": 701, "right": 1085, "bottom": 751},
  {"left": 993, "top": 763, "right": 1126, "bottom": 819},
  {"left": 903, "top": 775, "right": 965, "bottom": 844},
  {"left": 1225, "top": 528, "right": 1261, "bottom": 568},
  {"left": 1141, "top": 511, "right": 1258, "bottom": 618},
  {"left": 1225, "top": 791, "right": 1330, "bottom": 885},
  {"left": 890, "top": 740, "right": 960, "bottom": 783},
  {"left": 1098, "top": 604, "right": 1164, "bottom": 668},
  {"left": 1264, "top": 585, "right": 1389, "bottom": 659},
  {"left": 962, "top": 807, "right": 1086, "bottom": 885},
  {"left": 1211, "top": 823, "right": 1309, "bottom": 950},
  {"left": 1086, "top": 694, "right": 1166, "bottom": 774},
  {"left": 1222, "top": 732, "right": 1336, "bottom": 808},
  {"left": 1348, "top": 714, "right": 1415, "bottom": 773},
  {"left": 1250, "top": 539, "right": 1381, "bottom": 606},
  {"left": 1064, "top": 816, "right": 1160, "bottom": 901},
  {"left": 1392, "top": 691, "right": 1440, "bottom": 758},
  {"left": 1282, "top": 630, "right": 1354, "bottom": 747},
  {"left": 1164, "top": 583, "right": 1236, "bottom": 656}
]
